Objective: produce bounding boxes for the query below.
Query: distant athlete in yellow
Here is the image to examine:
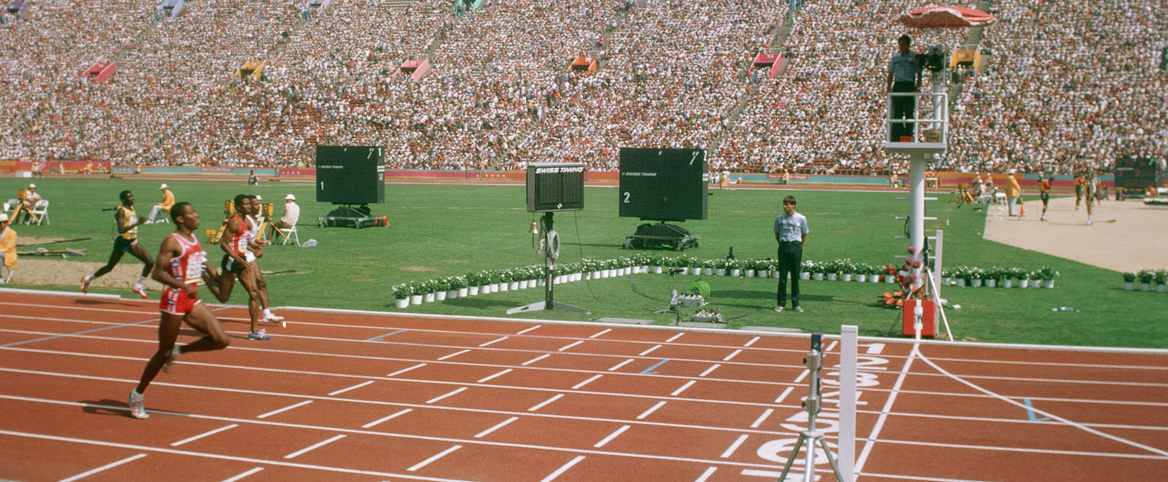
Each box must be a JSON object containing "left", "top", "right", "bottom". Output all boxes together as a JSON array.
[{"left": 82, "top": 190, "right": 154, "bottom": 298}]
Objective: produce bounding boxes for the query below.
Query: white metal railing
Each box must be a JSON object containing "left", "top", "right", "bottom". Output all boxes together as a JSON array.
[{"left": 885, "top": 91, "right": 948, "bottom": 145}]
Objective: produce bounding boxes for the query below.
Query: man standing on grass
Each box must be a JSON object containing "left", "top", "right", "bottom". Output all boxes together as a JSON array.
[
  {"left": 128, "top": 202, "right": 230, "bottom": 419},
  {"left": 774, "top": 195, "right": 808, "bottom": 313}
]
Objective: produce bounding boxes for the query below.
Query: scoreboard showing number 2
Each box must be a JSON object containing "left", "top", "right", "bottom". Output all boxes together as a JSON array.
[{"left": 618, "top": 148, "right": 709, "bottom": 221}]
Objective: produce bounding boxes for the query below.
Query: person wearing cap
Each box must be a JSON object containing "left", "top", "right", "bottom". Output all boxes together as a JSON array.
[
  {"left": 82, "top": 190, "right": 154, "bottom": 298},
  {"left": 270, "top": 194, "right": 299, "bottom": 235},
  {"left": 20, "top": 183, "right": 42, "bottom": 223},
  {"left": 0, "top": 213, "right": 16, "bottom": 281},
  {"left": 146, "top": 184, "right": 175, "bottom": 224},
  {"left": 1005, "top": 170, "right": 1021, "bottom": 216}
]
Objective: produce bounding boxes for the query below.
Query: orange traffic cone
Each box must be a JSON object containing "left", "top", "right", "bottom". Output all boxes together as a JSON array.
[{"left": 1019, "top": 203, "right": 1025, "bottom": 218}]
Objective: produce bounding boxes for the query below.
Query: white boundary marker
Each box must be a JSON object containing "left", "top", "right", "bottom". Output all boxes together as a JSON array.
[
  {"left": 60, "top": 453, "right": 146, "bottom": 482},
  {"left": 171, "top": 424, "right": 239, "bottom": 447},
  {"left": 840, "top": 325, "right": 858, "bottom": 482},
  {"left": 540, "top": 455, "right": 585, "bottom": 482},
  {"left": 285, "top": 434, "right": 346, "bottom": 459},
  {"left": 407, "top": 445, "right": 461, "bottom": 472},
  {"left": 220, "top": 467, "right": 264, "bottom": 482}
]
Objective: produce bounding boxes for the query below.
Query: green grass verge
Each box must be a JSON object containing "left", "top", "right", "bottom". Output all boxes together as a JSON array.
[{"left": 6, "top": 177, "right": 1165, "bottom": 348}]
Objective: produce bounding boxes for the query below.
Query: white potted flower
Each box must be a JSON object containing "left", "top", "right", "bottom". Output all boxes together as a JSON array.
[
  {"left": 1122, "top": 272, "right": 1136, "bottom": 291},
  {"left": 393, "top": 283, "right": 412, "bottom": 309}
]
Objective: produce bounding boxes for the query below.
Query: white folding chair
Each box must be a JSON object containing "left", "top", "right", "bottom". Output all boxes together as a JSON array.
[
  {"left": 26, "top": 200, "right": 49, "bottom": 225},
  {"left": 275, "top": 223, "right": 300, "bottom": 246},
  {"left": 272, "top": 215, "right": 300, "bottom": 246}
]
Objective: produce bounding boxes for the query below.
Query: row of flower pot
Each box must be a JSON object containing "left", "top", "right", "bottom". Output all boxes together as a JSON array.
[
  {"left": 391, "top": 260, "right": 1063, "bottom": 309},
  {"left": 1123, "top": 282, "right": 1168, "bottom": 292},
  {"left": 942, "top": 277, "right": 1056, "bottom": 289}
]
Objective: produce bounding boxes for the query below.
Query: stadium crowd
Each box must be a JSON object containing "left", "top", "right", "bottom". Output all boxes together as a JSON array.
[{"left": 1, "top": 0, "right": 1164, "bottom": 175}]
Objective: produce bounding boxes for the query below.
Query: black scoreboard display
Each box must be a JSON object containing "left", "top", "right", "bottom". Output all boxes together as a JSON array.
[
  {"left": 315, "top": 146, "right": 385, "bottom": 204},
  {"left": 527, "top": 162, "right": 585, "bottom": 212},
  {"left": 1114, "top": 156, "right": 1158, "bottom": 190},
  {"left": 619, "top": 148, "right": 708, "bottom": 221}
]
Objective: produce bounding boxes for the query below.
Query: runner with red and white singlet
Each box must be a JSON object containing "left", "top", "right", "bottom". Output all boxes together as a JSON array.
[{"left": 128, "top": 202, "right": 230, "bottom": 420}]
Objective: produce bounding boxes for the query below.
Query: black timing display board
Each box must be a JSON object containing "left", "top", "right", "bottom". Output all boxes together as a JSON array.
[
  {"left": 315, "top": 146, "right": 385, "bottom": 204},
  {"left": 619, "top": 148, "right": 708, "bottom": 221},
  {"left": 1114, "top": 157, "right": 1158, "bottom": 190}
]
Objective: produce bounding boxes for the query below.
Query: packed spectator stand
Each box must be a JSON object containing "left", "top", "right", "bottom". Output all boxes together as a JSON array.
[{"left": 1, "top": 0, "right": 1164, "bottom": 176}]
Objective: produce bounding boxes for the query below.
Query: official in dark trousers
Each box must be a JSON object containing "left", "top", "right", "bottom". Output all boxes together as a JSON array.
[
  {"left": 774, "top": 195, "right": 809, "bottom": 313},
  {"left": 886, "top": 34, "right": 922, "bottom": 142}
]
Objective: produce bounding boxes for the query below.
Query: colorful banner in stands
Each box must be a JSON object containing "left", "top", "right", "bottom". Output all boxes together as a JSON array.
[
  {"left": 394, "top": 59, "right": 430, "bottom": 80},
  {"left": 80, "top": 63, "right": 116, "bottom": 83}
]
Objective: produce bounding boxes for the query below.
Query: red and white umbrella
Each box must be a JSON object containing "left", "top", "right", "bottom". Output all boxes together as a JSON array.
[{"left": 899, "top": 5, "right": 996, "bottom": 29}]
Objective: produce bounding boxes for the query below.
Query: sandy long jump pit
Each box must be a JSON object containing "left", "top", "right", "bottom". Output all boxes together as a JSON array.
[{"left": 983, "top": 195, "right": 1167, "bottom": 273}]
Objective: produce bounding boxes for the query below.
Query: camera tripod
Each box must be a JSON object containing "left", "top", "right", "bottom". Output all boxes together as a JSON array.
[{"left": 778, "top": 332, "right": 847, "bottom": 482}]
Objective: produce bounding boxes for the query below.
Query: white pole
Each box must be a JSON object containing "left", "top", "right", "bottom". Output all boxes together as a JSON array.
[
  {"left": 839, "top": 326, "right": 857, "bottom": 482},
  {"left": 909, "top": 152, "right": 926, "bottom": 285}
]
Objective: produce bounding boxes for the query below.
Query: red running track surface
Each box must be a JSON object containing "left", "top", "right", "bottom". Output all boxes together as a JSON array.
[{"left": 1, "top": 292, "right": 1166, "bottom": 482}]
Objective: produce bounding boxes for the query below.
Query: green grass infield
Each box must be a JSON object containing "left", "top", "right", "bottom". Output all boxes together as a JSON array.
[{"left": 5, "top": 177, "right": 1164, "bottom": 349}]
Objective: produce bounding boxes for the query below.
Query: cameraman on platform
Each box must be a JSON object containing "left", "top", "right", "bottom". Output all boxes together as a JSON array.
[{"left": 886, "top": 34, "right": 922, "bottom": 142}]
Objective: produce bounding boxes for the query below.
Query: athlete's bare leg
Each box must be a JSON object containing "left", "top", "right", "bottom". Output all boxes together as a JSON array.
[{"left": 237, "top": 268, "right": 262, "bottom": 334}]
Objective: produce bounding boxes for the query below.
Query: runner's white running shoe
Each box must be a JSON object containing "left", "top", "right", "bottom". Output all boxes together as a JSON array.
[{"left": 128, "top": 390, "right": 148, "bottom": 419}]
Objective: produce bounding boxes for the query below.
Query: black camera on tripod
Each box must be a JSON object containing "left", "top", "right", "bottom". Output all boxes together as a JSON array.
[{"left": 919, "top": 45, "right": 948, "bottom": 73}]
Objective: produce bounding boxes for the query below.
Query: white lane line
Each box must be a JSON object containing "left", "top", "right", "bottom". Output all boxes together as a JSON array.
[
  {"left": 775, "top": 386, "right": 794, "bottom": 404},
  {"left": 517, "top": 325, "right": 541, "bottom": 335},
  {"left": 558, "top": 341, "right": 584, "bottom": 352},
  {"left": 426, "top": 387, "right": 468, "bottom": 404},
  {"left": 284, "top": 434, "right": 346, "bottom": 459},
  {"left": 694, "top": 466, "right": 717, "bottom": 482},
  {"left": 750, "top": 409, "right": 774, "bottom": 429},
  {"left": 744, "top": 336, "right": 760, "bottom": 347},
  {"left": 329, "top": 380, "right": 374, "bottom": 396},
  {"left": 528, "top": 394, "right": 564, "bottom": 412},
  {"left": 407, "top": 445, "right": 462, "bottom": 472},
  {"left": 794, "top": 369, "right": 810, "bottom": 383},
  {"left": 171, "top": 424, "right": 239, "bottom": 446},
  {"left": 699, "top": 364, "right": 720, "bottom": 377},
  {"left": 856, "top": 345, "right": 918, "bottom": 473},
  {"left": 362, "top": 409, "right": 412, "bottom": 428},
  {"left": 522, "top": 354, "right": 550, "bottom": 366},
  {"left": 636, "top": 401, "right": 666, "bottom": 420},
  {"left": 593, "top": 425, "right": 631, "bottom": 448},
  {"left": 479, "top": 336, "right": 509, "bottom": 348},
  {"left": 257, "top": 400, "right": 312, "bottom": 419},
  {"left": 671, "top": 380, "right": 696, "bottom": 397},
  {"left": 639, "top": 344, "right": 662, "bottom": 356},
  {"left": 475, "top": 417, "right": 519, "bottom": 439},
  {"left": 220, "top": 467, "right": 263, "bottom": 482},
  {"left": 387, "top": 363, "right": 426, "bottom": 377},
  {"left": 540, "top": 455, "right": 585, "bottom": 482},
  {"left": 666, "top": 333, "right": 685, "bottom": 343},
  {"left": 866, "top": 343, "right": 886, "bottom": 355},
  {"left": 60, "top": 453, "right": 147, "bottom": 482},
  {"left": 589, "top": 329, "right": 611, "bottom": 339},
  {"left": 825, "top": 340, "right": 838, "bottom": 352},
  {"left": 571, "top": 374, "right": 602, "bottom": 390},
  {"left": 608, "top": 359, "right": 635, "bottom": 372},
  {"left": 720, "top": 434, "right": 748, "bottom": 458},
  {"left": 477, "top": 369, "right": 513, "bottom": 384},
  {"left": 438, "top": 349, "right": 470, "bottom": 361},
  {"left": 723, "top": 349, "right": 743, "bottom": 361}
]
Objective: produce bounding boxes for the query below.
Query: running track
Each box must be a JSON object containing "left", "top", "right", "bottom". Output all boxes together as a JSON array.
[{"left": 1, "top": 291, "right": 1166, "bottom": 482}]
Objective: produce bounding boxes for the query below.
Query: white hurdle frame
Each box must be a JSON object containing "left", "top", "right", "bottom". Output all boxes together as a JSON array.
[{"left": 839, "top": 325, "right": 858, "bottom": 482}]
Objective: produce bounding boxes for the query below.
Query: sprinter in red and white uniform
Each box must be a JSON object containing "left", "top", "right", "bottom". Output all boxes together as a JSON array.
[
  {"left": 128, "top": 202, "right": 229, "bottom": 420},
  {"left": 209, "top": 194, "right": 269, "bottom": 340}
]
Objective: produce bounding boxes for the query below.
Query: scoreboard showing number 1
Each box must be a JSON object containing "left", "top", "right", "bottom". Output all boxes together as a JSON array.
[{"left": 618, "top": 148, "right": 709, "bottom": 221}]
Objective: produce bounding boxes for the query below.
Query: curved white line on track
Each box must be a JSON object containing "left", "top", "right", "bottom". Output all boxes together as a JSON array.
[{"left": 916, "top": 349, "right": 1168, "bottom": 459}]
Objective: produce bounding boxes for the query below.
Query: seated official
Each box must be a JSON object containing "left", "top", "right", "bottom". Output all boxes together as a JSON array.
[{"left": 146, "top": 184, "right": 175, "bottom": 223}]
